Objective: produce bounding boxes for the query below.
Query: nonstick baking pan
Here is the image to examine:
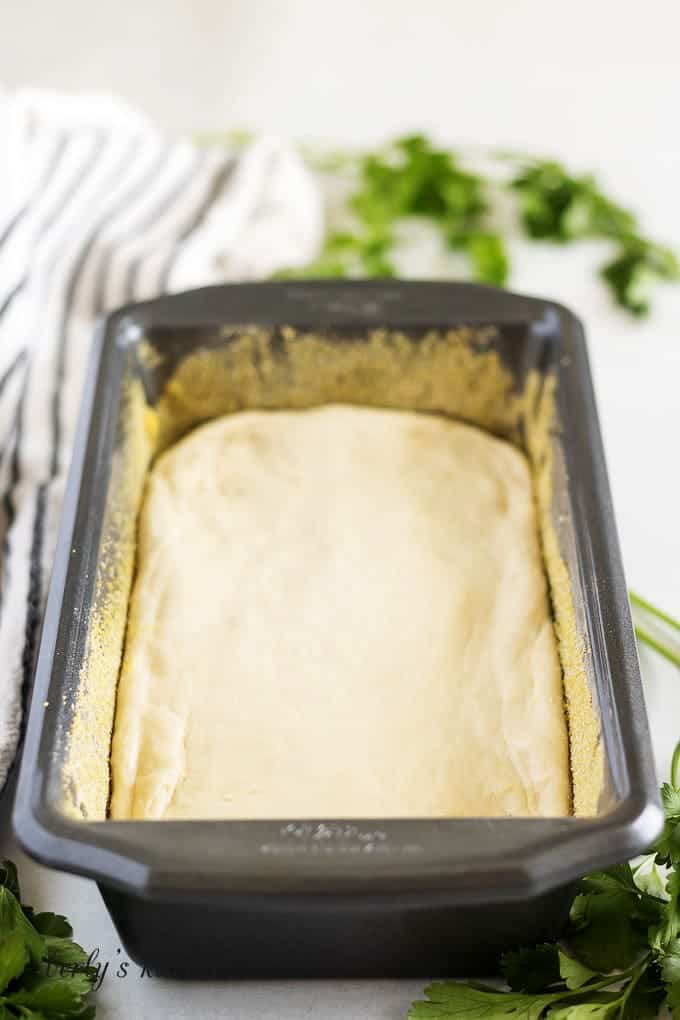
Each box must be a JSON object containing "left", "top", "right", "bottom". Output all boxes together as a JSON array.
[{"left": 14, "top": 281, "right": 662, "bottom": 978}]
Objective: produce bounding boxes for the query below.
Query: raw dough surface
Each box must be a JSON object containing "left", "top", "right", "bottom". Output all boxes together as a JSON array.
[{"left": 110, "top": 405, "right": 570, "bottom": 820}]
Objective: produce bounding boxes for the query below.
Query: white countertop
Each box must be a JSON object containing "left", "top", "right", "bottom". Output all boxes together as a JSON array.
[{"left": 2, "top": 2, "right": 679, "bottom": 1016}]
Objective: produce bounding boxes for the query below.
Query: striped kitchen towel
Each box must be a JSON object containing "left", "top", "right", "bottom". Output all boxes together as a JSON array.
[{"left": 0, "top": 89, "right": 323, "bottom": 792}]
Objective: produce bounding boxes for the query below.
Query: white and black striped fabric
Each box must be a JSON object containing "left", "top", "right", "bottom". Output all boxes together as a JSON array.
[{"left": 0, "top": 90, "right": 323, "bottom": 791}]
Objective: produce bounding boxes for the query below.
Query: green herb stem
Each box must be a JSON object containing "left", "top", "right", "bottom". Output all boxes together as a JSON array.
[
  {"left": 634, "top": 624, "right": 680, "bottom": 670},
  {"left": 630, "top": 591, "right": 680, "bottom": 633},
  {"left": 578, "top": 963, "right": 647, "bottom": 996},
  {"left": 672, "top": 741, "right": 680, "bottom": 789},
  {"left": 617, "top": 959, "right": 649, "bottom": 1019}
]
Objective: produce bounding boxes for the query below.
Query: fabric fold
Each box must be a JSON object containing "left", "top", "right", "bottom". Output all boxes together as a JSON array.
[{"left": 0, "top": 89, "right": 323, "bottom": 790}]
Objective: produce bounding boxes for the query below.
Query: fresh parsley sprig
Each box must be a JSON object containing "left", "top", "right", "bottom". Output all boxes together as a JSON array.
[
  {"left": 280, "top": 135, "right": 679, "bottom": 316},
  {"left": 0, "top": 860, "right": 96, "bottom": 1019},
  {"left": 600, "top": 237, "right": 680, "bottom": 318},
  {"left": 508, "top": 157, "right": 680, "bottom": 315},
  {"left": 409, "top": 593, "right": 680, "bottom": 1020},
  {"left": 508, "top": 159, "right": 637, "bottom": 243},
  {"left": 409, "top": 749, "right": 680, "bottom": 1020},
  {"left": 281, "top": 134, "right": 509, "bottom": 287}
]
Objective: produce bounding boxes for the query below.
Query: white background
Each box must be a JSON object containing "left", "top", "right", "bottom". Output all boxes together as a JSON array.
[
  {"left": 2, "top": 0, "right": 679, "bottom": 163},
  {"left": 2, "top": 2, "right": 680, "bottom": 1017}
]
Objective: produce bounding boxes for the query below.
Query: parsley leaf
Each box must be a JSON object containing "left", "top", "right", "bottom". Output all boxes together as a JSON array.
[
  {"left": 43, "top": 936, "right": 92, "bottom": 969},
  {"left": 580, "top": 864, "right": 641, "bottom": 895},
  {"left": 565, "top": 875, "right": 661, "bottom": 971},
  {"left": 275, "top": 228, "right": 396, "bottom": 279},
  {"left": 558, "top": 952, "right": 598, "bottom": 991},
  {"left": 509, "top": 158, "right": 679, "bottom": 313},
  {"left": 660, "top": 938, "right": 680, "bottom": 984},
  {"left": 408, "top": 982, "right": 559, "bottom": 1020},
  {"left": 652, "top": 781, "right": 680, "bottom": 868},
  {"left": 0, "top": 933, "right": 28, "bottom": 995},
  {"left": 663, "top": 785, "right": 680, "bottom": 818},
  {"left": 632, "top": 860, "right": 668, "bottom": 900},
  {"left": 0, "top": 858, "right": 96, "bottom": 1018},
  {"left": 463, "top": 233, "right": 509, "bottom": 287},
  {"left": 6, "top": 971, "right": 93, "bottom": 1015},
  {"left": 650, "top": 870, "right": 680, "bottom": 949},
  {"left": 509, "top": 160, "right": 636, "bottom": 242},
  {"left": 546, "top": 997, "right": 620, "bottom": 1020},
  {"left": 502, "top": 945, "right": 561, "bottom": 993},
  {"left": 601, "top": 236, "right": 680, "bottom": 316},
  {"left": 0, "top": 887, "right": 44, "bottom": 967},
  {"left": 352, "top": 135, "right": 487, "bottom": 229},
  {"left": 0, "top": 864, "right": 20, "bottom": 904},
  {"left": 30, "top": 914, "right": 73, "bottom": 939}
]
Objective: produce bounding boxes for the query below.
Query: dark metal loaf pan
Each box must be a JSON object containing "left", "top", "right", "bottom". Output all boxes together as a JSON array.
[{"left": 14, "top": 281, "right": 661, "bottom": 978}]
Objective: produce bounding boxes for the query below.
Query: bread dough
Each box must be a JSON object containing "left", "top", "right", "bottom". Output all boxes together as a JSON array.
[{"left": 110, "top": 405, "right": 570, "bottom": 820}]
